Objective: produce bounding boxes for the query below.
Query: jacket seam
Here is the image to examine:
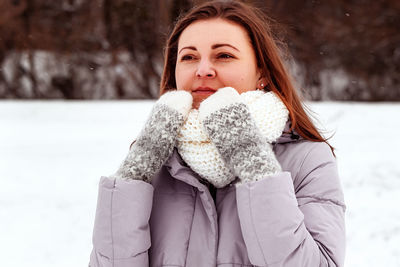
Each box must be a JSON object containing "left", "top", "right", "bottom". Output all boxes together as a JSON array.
[
  {"left": 248, "top": 186, "right": 267, "bottom": 265},
  {"left": 110, "top": 178, "right": 116, "bottom": 267},
  {"left": 297, "top": 195, "right": 346, "bottom": 209},
  {"left": 184, "top": 189, "right": 197, "bottom": 266},
  {"left": 217, "top": 262, "right": 259, "bottom": 266},
  {"left": 154, "top": 192, "right": 193, "bottom": 196},
  {"left": 315, "top": 239, "right": 338, "bottom": 266}
]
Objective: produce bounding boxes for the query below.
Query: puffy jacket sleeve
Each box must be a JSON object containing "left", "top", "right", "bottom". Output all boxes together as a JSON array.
[
  {"left": 235, "top": 142, "right": 346, "bottom": 267},
  {"left": 89, "top": 176, "right": 154, "bottom": 267}
]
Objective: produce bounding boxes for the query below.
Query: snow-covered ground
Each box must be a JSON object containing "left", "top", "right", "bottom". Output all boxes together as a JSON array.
[{"left": 1, "top": 100, "right": 399, "bottom": 267}]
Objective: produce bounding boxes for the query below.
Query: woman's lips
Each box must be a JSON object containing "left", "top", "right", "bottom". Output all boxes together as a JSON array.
[
  {"left": 191, "top": 88, "right": 216, "bottom": 108},
  {"left": 192, "top": 90, "right": 215, "bottom": 95},
  {"left": 192, "top": 87, "right": 217, "bottom": 95}
]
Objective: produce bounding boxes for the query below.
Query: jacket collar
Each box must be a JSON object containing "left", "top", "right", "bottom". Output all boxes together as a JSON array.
[
  {"left": 274, "top": 119, "right": 302, "bottom": 144},
  {"left": 164, "top": 148, "right": 210, "bottom": 191}
]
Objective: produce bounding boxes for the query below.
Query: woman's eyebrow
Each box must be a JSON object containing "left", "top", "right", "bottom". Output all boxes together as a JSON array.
[
  {"left": 178, "top": 43, "right": 240, "bottom": 54},
  {"left": 178, "top": 46, "right": 196, "bottom": 54},
  {"left": 212, "top": 43, "right": 240, "bottom": 52}
]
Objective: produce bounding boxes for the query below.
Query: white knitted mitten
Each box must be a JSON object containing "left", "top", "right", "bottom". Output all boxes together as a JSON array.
[
  {"left": 113, "top": 90, "right": 192, "bottom": 182},
  {"left": 199, "top": 87, "right": 282, "bottom": 184}
]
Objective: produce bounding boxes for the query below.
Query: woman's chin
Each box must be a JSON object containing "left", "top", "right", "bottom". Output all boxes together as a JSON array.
[
  {"left": 192, "top": 102, "right": 200, "bottom": 109},
  {"left": 192, "top": 93, "right": 214, "bottom": 109}
]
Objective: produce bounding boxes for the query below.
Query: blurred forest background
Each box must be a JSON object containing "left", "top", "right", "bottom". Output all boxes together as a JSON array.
[{"left": 0, "top": 0, "right": 398, "bottom": 101}]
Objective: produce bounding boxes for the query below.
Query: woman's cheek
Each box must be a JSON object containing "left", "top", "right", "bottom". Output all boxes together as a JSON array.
[{"left": 176, "top": 69, "right": 193, "bottom": 91}]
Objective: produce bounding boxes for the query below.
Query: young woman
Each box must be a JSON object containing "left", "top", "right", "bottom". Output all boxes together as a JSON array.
[{"left": 89, "top": 1, "right": 346, "bottom": 266}]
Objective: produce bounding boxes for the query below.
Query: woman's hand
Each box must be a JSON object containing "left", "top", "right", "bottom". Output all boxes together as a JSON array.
[
  {"left": 113, "top": 90, "right": 192, "bottom": 182},
  {"left": 198, "top": 87, "right": 281, "bottom": 184}
]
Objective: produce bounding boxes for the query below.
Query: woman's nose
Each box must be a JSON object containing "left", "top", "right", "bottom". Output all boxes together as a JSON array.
[{"left": 195, "top": 59, "right": 216, "bottom": 78}]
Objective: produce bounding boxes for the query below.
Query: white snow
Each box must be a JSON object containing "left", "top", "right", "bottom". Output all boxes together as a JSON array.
[{"left": 1, "top": 100, "right": 399, "bottom": 267}]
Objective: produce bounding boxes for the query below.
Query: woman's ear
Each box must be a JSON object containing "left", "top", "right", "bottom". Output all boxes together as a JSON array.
[{"left": 256, "top": 77, "right": 269, "bottom": 90}]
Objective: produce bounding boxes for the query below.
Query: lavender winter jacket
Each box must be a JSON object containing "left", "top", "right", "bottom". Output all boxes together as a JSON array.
[{"left": 89, "top": 126, "right": 346, "bottom": 267}]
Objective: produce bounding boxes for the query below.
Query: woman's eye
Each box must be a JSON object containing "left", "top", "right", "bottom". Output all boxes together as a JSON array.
[
  {"left": 217, "top": 53, "right": 234, "bottom": 59},
  {"left": 181, "top": 55, "right": 195, "bottom": 61}
]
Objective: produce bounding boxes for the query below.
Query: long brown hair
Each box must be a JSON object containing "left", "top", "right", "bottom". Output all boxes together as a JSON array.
[{"left": 160, "top": 0, "right": 334, "bottom": 155}]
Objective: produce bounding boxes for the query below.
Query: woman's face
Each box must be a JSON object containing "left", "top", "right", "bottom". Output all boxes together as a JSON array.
[{"left": 175, "top": 18, "right": 261, "bottom": 109}]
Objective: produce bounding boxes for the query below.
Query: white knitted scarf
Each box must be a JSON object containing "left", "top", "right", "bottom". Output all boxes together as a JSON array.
[{"left": 176, "top": 90, "right": 289, "bottom": 188}]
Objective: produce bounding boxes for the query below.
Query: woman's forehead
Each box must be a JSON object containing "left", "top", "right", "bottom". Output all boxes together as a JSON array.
[{"left": 178, "top": 18, "right": 251, "bottom": 49}]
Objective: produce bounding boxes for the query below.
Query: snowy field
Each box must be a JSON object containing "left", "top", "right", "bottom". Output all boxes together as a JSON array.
[{"left": 1, "top": 100, "right": 399, "bottom": 267}]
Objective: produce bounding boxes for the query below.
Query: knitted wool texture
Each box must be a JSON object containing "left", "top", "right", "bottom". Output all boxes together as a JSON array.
[
  {"left": 114, "top": 90, "right": 192, "bottom": 182},
  {"left": 176, "top": 90, "right": 289, "bottom": 188}
]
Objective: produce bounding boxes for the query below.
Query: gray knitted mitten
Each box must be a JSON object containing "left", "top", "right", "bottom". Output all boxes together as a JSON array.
[
  {"left": 199, "top": 87, "right": 282, "bottom": 184},
  {"left": 113, "top": 90, "right": 192, "bottom": 182}
]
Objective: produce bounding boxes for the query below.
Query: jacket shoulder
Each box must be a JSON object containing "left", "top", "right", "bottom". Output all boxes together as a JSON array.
[
  {"left": 275, "top": 140, "right": 334, "bottom": 177},
  {"left": 275, "top": 140, "right": 345, "bottom": 208}
]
